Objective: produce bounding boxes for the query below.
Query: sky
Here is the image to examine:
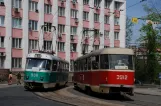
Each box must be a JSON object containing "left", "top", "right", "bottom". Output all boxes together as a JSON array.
[{"left": 126, "top": 0, "right": 147, "bottom": 44}]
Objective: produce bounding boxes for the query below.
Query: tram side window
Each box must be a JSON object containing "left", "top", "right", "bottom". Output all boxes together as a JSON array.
[
  {"left": 46, "top": 60, "right": 51, "bottom": 70},
  {"left": 74, "top": 62, "right": 77, "bottom": 72},
  {"left": 52, "top": 60, "right": 57, "bottom": 71},
  {"left": 81, "top": 60, "right": 84, "bottom": 71},
  {"left": 88, "top": 57, "right": 91, "bottom": 70},
  {"left": 92, "top": 55, "right": 99, "bottom": 69},
  {"left": 84, "top": 59, "right": 88, "bottom": 71},
  {"left": 100, "top": 55, "right": 109, "bottom": 69}
]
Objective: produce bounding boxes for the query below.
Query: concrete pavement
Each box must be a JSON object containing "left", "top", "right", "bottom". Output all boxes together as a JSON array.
[
  {"left": 134, "top": 87, "right": 161, "bottom": 96},
  {"left": 35, "top": 86, "right": 124, "bottom": 106},
  {"left": 0, "top": 86, "right": 68, "bottom": 106}
]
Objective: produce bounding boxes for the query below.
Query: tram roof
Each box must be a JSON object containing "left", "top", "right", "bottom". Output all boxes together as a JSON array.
[
  {"left": 75, "top": 48, "right": 134, "bottom": 61},
  {"left": 26, "top": 53, "right": 69, "bottom": 63}
]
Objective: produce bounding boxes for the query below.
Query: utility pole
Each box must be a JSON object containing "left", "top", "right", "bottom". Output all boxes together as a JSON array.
[
  {"left": 82, "top": 29, "right": 100, "bottom": 55},
  {"left": 40, "top": 24, "right": 56, "bottom": 54}
]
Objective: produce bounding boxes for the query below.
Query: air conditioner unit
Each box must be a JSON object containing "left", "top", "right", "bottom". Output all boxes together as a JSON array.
[
  {"left": 0, "top": 2, "right": 4, "bottom": 6},
  {"left": 35, "top": 9, "right": 39, "bottom": 13},
  {"left": 14, "top": 8, "right": 19, "bottom": 13},
  {"left": 72, "top": 0, "right": 76, "bottom": 4},
  {"left": 75, "top": 18, "right": 79, "bottom": 23},
  {"left": 71, "top": 35, "right": 74, "bottom": 40},
  {"left": 58, "top": 33, "right": 62, "bottom": 38},
  {"left": 96, "top": 6, "right": 100, "bottom": 10}
]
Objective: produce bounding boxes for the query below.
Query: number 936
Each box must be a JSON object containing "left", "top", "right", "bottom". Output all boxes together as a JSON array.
[{"left": 116, "top": 75, "right": 128, "bottom": 80}]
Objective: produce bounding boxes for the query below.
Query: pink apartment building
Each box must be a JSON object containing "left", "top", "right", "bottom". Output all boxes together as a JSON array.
[{"left": 0, "top": 0, "right": 126, "bottom": 71}]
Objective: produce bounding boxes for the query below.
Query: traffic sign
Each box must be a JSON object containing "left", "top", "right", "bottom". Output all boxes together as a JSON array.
[
  {"left": 132, "top": 17, "right": 138, "bottom": 24},
  {"left": 159, "top": 72, "right": 161, "bottom": 79}
]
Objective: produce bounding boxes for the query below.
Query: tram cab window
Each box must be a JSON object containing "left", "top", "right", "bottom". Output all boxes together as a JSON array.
[
  {"left": 52, "top": 60, "right": 57, "bottom": 71},
  {"left": 46, "top": 60, "right": 51, "bottom": 70},
  {"left": 88, "top": 57, "right": 91, "bottom": 70},
  {"left": 100, "top": 55, "right": 109, "bottom": 69},
  {"left": 92, "top": 56, "right": 99, "bottom": 69}
]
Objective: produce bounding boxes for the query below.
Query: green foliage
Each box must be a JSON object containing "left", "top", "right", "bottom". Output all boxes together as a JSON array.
[
  {"left": 136, "top": 4, "right": 161, "bottom": 83},
  {"left": 126, "top": 17, "right": 134, "bottom": 47}
]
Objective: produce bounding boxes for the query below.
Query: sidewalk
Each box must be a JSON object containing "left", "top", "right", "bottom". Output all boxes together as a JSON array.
[
  {"left": 134, "top": 87, "right": 161, "bottom": 96},
  {"left": 0, "top": 83, "right": 22, "bottom": 88}
]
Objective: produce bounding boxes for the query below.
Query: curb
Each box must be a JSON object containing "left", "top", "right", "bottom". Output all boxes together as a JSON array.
[{"left": 34, "top": 92, "right": 76, "bottom": 106}]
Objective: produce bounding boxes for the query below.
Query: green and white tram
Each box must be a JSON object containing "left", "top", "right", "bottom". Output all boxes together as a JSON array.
[{"left": 24, "top": 52, "right": 69, "bottom": 90}]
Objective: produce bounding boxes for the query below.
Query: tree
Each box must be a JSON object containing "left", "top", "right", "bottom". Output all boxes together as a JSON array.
[
  {"left": 137, "top": 4, "right": 161, "bottom": 83},
  {"left": 126, "top": 17, "right": 134, "bottom": 47}
]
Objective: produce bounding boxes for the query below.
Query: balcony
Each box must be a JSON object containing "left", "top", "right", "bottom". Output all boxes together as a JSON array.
[
  {"left": 12, "top": 48, "right": 23, "bottom": 58},
  {"left": 12, "top": 28, "right": 23, "bottom": 38},
  {"left": 58, "top": 16, "right": 66, "bottom": 25},
  {"left": 114, "top": 40, "right": 120, "bottom": 47},
  {"left": 12, "top": 8, "right": 23, "bottom": 18},
  {"left": 58, "top": 52, "right": 66, "bottom": 60}
]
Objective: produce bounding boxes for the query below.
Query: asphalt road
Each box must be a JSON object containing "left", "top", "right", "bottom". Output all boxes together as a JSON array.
[
  {"left": 68, "top": 87, "right": 161, "bottom": 106},
  {"left": 0, "top": 86, "right": 70, "bottom": 106}
]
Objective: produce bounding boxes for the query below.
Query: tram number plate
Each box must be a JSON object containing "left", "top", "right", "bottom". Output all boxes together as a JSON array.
[
  {"left": 31, "top": 73, "right": 38, "bottom": 77},
  {"left": 116, "top": 75, "right": 128, "bottom": 80}
]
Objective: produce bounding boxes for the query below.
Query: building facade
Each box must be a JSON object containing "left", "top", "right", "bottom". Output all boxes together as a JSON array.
[{"left": 0, "top": 0, "right": 126, "bottom": 71}]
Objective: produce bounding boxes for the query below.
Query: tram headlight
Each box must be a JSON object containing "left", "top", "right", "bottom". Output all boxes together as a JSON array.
[{"left": 40, "top": 76, "right": 44, "bottom": 81}]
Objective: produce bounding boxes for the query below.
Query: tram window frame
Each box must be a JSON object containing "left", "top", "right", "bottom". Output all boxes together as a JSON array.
[
  {"left": 92, "top": 55, "right": 99, "bottom": 70},
  {"left": 52, "top": 60, "right": 58, "bottom": 71},
  {"left": 46, "top": 60, "right": 52, "bottom": 70},
  {"left": 74, "top": 61, "right": 77, "bottom": 72},
  {"left": 84, "top": 58, "right": 88, "bottom": 71},
  {"left": 100, "top": 55, "right": 109, "bottom": 69},
  {"left": 88, "top": 57, "right": 91, "bottom": 70}
]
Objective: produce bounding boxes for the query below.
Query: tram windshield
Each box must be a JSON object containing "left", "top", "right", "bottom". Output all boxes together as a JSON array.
[
  {"left": 26, "top": 58, "right": 51, "bottom": 70},
  {"left": 108, "top": 54, "right": 133, "bottom": 70},
  {"left": 100, "top": 54, "right": 133, "bottom": 70}
]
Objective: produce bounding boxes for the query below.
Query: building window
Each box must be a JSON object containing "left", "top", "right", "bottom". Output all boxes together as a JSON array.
[
  {"left": 0, "top": 36, "right": 4, "bottom": 48},
  {"left": 115, "top": 2, "right": 121, "bottom": 10},
  {"left": 83, "top": 0, "right": 89, "bottom": 5},
  {"left": 12, "top": 58, "right": 22, "bottom": 68},
  {"left": 44, "top": 41, "right": 52, "bottom": 51},
  {"left": 94, "top": 29, "right": 99, "bottom": 37},
  {"left": 58, "top": 42, "right": 65, "bottom": 52},
  {"left": 114, "top": 17, "right": 119, "bottom": 25},
  {"left": 71, "top": 9, "right": 78, "bottom": 18},
  {"left": 12, "top": 0, "right": 22, "bottom": 8},
  {"left": 93, "top": 45, "right": 99, "bottom": 50},
  {"left": 105, "top": 0, "right": 111, "bottom": 8},
  {"left": 12, "top": 38, "right": 22, "bottom": 48},
  {"left": 104, "top": 30, "right": 109, "bottom": 38},
  {"left": 0, "top": 56, "right": 5, "bottom": 68},
  {"left": 71, "top": 26, "right": 77, "bottom": 35},
  {"left": 104, "top": 46, "right": 109, "bottom": 48},
  {"left": 12, "top": 18, "right": 22, "bottom": 28},
  {"left": 83, "top": 12, "right": 89, "bottom": 21},
  {"left": 104, "top": 15, "right": 109, "bottom": 24},
  {"left": 44, "top": 4, "right": 52, "bottom": 14},
  {"left": 29, "top": 0, "right": 38, "bottom": 11},
  {"left": 83, "top": 44, "right": 88, "bottom": 53},
  {"left": 58, "top": 24, "right": 65, "bottom": 33},
  {"left": 44, "top": 22, "right": 52, "bottom": 32},
  {"left": 58, "top": 7, "right": 65, "bottom": 16},
  {"left": 94, "top": 13, "right": 99, "bottom": 22},
  {"left": 29, "top": 40, "right": 38, "bottom": 50},
  {"left": 70, "top": 43, "right": 77, "bottom": 52},
  {"left": 29, "top": 20, "right": 38, "bottom": 31},
  {"left": 0, "top": 16, "right": 4, "bottom": 26},
  {"left": 114, "top": 32, "right": 119, "bottom": 40},
  {"left": 94, "top": 0, "right": 100, "bottom": 7}
]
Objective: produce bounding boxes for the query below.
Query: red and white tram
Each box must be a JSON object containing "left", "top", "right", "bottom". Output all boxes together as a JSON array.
[{"left": 73, "top": 48, "right": 135, "bottom": 96}]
